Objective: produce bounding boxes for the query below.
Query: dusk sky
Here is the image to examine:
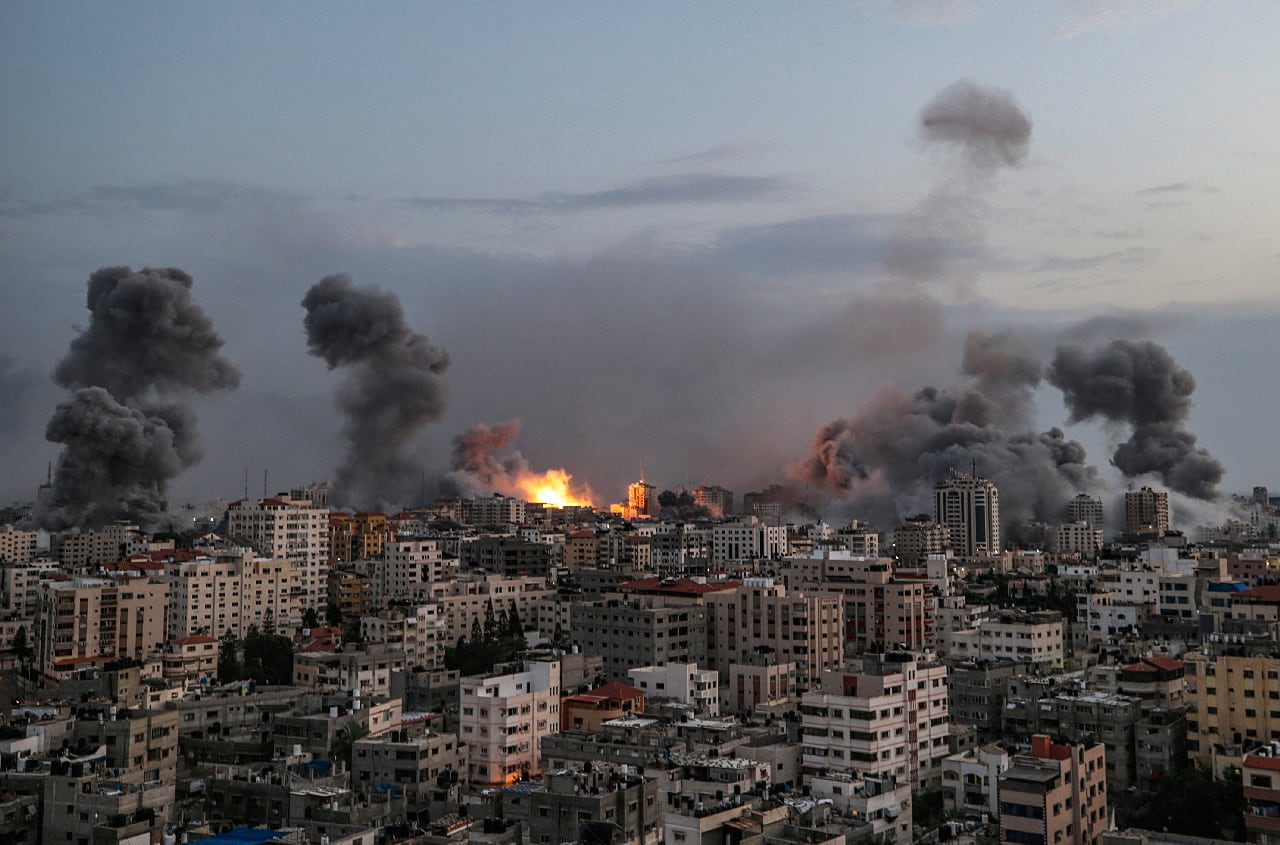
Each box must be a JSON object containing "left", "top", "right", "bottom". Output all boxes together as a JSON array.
[{"left": 3, "top": 1, "right": 1280, "bottom": 519}]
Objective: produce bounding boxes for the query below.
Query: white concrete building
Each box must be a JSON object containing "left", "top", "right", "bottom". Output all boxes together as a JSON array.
[
  {"left": 628, "top": 663, "right": 720, "bottom": 716},
  {"left": 941, "top": 610, "right": 1064, "bottom": 670},
  {"left": 460, "top": 658, "right": 561, "bottom": 787},
  {"left": 800, "top": 652, "right": 950, "bottom": 791},
  {"left": 941, "top": 743, "right": 1009, "bottom": 819},
  {"left": 712, "top": 518, "right": 789, "bottom": 563},
  {"left": 226, "top": 495, "right": 329, "bottom": 608}
]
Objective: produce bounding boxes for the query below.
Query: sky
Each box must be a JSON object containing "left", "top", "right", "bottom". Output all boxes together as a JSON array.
[{"left": 2, "top": 1, "right": 1280, "bottom": 522}]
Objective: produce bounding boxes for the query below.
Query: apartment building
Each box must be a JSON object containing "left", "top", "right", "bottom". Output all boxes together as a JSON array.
[
  {"left": 460, "top": 658, "right": 561, "bottom": 786},
  {"left": 526, "top": 764, "right": 662, "bottom": 845},
  {"left": 705, "top": 577, "right": 843, "bottom": 692},
  {"left": 998, "top": 735, "right": 1108, "bottom": 845},
  {"left": 225, "top": 495, "right": 330, "bottom": 607},
  {"left": 361, "top": 602, "right": 446, "bottom": 669},
  {"left": 1242, "top": 745, "right": 1280, "bottom": 845},
  {"left": 800, "top": 652, "right": 951, "bottom": 790},
  {"left": 373, "top": 537, "right": 448, "bottom": 602},
  {"left": 0, "top": 524, "right": 37, "bottom": 563},
  {"left": 164, "top": 549, "right": 302, "bottom": 640},
  {"left": 711, "top": 518, "right": 789, "bottom": 564},
  {"left": 942, "top": 744, "right": 1010, "bottom": 820},
  {"left": 328, "top": 510, "right": 393, "bottom": 565},
  {"left": 459, "top": 535, "right": 552, "bottom": 578},
  {"left": 1184, "top": 651, "right": 1280, "bottom": 768},
  {"left": 628, "top": 663, "right": 720, "bottom": 716},
  {"left": 50, "top": 522, "right": 139, "bottom": 568},
  {"left": 351, "top": 728, "right": 466, "bottom": 818},
  {"left": 35, "top": 575, "right": 169, "bottom": 679},
  {"left": 428, "top": 573, "right": 554, "bottom": 643},
  {"left": 942, "top": 610, "right": 1064, "bottom": 670},
  {"left": 1, "top": 560, "right": 56, "bottom": 616},
  {"left": 571, "top": 598, "right": 708, "bottom": 682}
]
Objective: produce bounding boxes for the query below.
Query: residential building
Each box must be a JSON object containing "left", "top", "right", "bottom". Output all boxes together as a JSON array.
[
  {"left": 1125, "top": 487, "right": 1170, "bottom": 535},
  {"left": 328, "top": 510, "right": 393, "bottom": 565},
  {"left": 459, "top": 535, "right": 552, "bottom": 578},
  {"left": 800, "top": 652, "right": 951, "bottom": 790},
  {"left": 0, "top": 524, "right": 37, "bottom": 563},
  {"left": 34, "top": 575, "right": 169, "bottom": 679},
  {"left": 628, "top": 663, "right": 720, "bottom": 716},
  {"left": 894, "top": 516, "right": 950, "bottom": 566},
  {"left": 711, "top": 517, "right": 789, "bottom": 563},
  {"left": 942, "top": 610, "right": 1064, "bottom": 670},
  {"left": 226, "top": 495, "right": 330, "bottom": 607},
  {"left": 998, "top": 735, "right": 1108, "bottom": 845},
  {"left": 459, "top": 658, "right": 561, "bottom": 786},
  {"left": 705, "top": 577, "right": 844, "bottom": 692},
  {"left": 351, "top": 728, "right": 466, "bottom": 821},
  {"left": 562, "top": 680, "right": 646, "bottom": 731},
  {"left": 571, "top": 599, "right": 707, "bottom": 682},
  {"left": 942, "top": 744, "right": 1010, "bottom": 820},
  {"left": 1184, "top": 652, "right": 1280, "bottom": 768},
  {"left": 50, "top": 522, "right": 139, "bottom": 568},
  {"left": 165, "top": 548, "right": 302, "bottom": 640},
  {"left": 525, "top": 764, "right": 662, "bottom": 845},
  {"left": 1068, "top": 495, "right": 1105, "bottom": 530},
  {"left": 693, "top": 485, "right": 734, "bottom": 518},
  {"left": 1243, "top": 745, "right": 1280, "bottom": 845}
]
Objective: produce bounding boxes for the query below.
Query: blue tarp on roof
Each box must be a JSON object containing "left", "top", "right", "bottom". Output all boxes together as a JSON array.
[
  {"left": 188, "top": 828, "right": 286, "bottom": 845},
  {"left": 1208, "top": 581, "right": 1248, "bottom": 592}
]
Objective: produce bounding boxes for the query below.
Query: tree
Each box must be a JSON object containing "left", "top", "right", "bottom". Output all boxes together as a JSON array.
[
  {"left": 325, "top": 602, "right": 343, "bottom": 626},
  {"left": 302, "top": 607, "right": 320, "bottom": 629},
  {"left": 469, "top": 616, "right": 484, "bottom": 644},
  {"left": 10, "top": 626, "right": 30, "bottom": 661},
  {"left": 507, "top": 601, "right": 524, "bottom": 638},
  {"left": 483, "top": 598, "right": 498, "bottom": 641},
  {"left": 329, "top": 719, "right": 369, "bottom": 772},
  {"left": 551, "top": 622, "right": 567, "bottom": 647},
  {"left": 218, "top": 630, "right": 241, "bottom": 682}
]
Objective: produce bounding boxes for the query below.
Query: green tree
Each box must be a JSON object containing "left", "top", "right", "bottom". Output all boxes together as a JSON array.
[
  {"left": 507, "top": 601, "right": 524, "bottom": 637},
  {"left": 469, "top": 615, "right": 484, "bottom": 644},
  {"left": 483, "top": 598, "right": 498, "bottom": 641},
  {"left": 218, "top": 630, "right": 241, "bottom": 682},
  {"left": 329, "top": 719, "right": 369, "bottom": 772},
  {"left": 551, "top": 622, "right": 567, "bottom": 647},
  {"left": 10, "top": 626, "right": 30, "bottom": 661},
  {"left": 325, "top": 602, "right": 343, "bottom": 626},
  {"left": 301, "top": 607, "right": 320, "bottom": 629}
]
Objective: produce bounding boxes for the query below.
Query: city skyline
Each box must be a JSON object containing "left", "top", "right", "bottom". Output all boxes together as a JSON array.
[{"left": 3, "top": 3, "right": 1280, "bottom": 517}]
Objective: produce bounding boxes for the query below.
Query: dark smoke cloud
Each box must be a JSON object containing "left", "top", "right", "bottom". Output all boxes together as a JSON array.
[
  {"left": 919, "top": 80, "right": 1032, "bottom": 171},
  {"left": 1047, "top": 339, "right": 1224, "bottom": 498},
  {"left": 795, "top": 329, "right": 1092, "bottom": 539},
  {"left": 888, "top": 80, "right": 1032, "bottom": 283},
  {"left": 38, "top": 267, "right": 238, "bottom": 530},
  {"left": 657, "top": 489, "right": 711, "bottom": 521},
  {"left": 53, "top": 266, "right": 240, "bottom": 401},
  {"left": 302, "top": 274, "right": 450, "bottom": 507},
  {"left": 442, "top": 419, "right": 529, "bottom": 498}
]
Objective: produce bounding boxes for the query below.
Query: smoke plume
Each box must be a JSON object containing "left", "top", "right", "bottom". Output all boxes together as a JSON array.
[
  {"left": 795, "top": 329, "right": 1092, "bottom": 539},
  {"left": 38, "top": 267, "right": 239, "bottom": 530},
  {"left": 443, "top": 419, "right": 529, "bottom": 497},
  {"left": 302, "top": 274, "right": 450, "bottom": 507},
  {"left": 888, "top": 79, "right": 1032, "bottom": 283},
  {"left": 1047, "top": 339, "right": 1224, "bottom": 498}
]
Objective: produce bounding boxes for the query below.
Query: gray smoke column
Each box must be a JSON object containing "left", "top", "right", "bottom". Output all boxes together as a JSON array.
[
  {"left": 888, "top": 80, "right": 1031, "bottom": 282},
  {"left": 38, "top": 266, "right": 239, "bottom": 531},
  {"left": 795, "top": 329, "right": 1092, "bottom": 538},
  {"left": 442, "top": 419, "right": 530, "bottom": 497},
  {"left": 302, "top": 274, "right": 450, "bottom": 507},
  {"left": 1047, "top": 339, "right": 1224, "bottom": 499}
]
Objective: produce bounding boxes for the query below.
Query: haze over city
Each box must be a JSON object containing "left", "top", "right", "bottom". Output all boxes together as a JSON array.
[{"left": 4, "top": 2, "right": 1280, "bottom": 521}]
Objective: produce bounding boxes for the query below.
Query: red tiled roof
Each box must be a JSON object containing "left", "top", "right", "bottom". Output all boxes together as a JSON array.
[
  {"left": 1246, "top": 755, "right": 1280, "bottom": 772},
  {"left": 1237, "top": 585, "right": 1280, "bottom": 603},
  {"left": 1122, "top": 656, "right": 1183, "bottom": 673},
  {"left": 588, "top": 680, "right": 645, "bottom": 700}
]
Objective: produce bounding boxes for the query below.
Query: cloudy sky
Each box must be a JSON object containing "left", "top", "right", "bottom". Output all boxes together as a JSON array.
[{"left": 2, "top": 1, "right": 1279, "bottom": 516}]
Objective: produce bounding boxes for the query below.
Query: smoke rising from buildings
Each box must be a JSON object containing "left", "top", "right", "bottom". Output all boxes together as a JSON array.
[
  {"left": 301, "top": 273, "right": 450, "bottom": 508},
  {"left": 38, "top": 266, "right": 239, "bottom": 530},
  {"left": 443, "top": 419, "right": 528, "bottom": 497},
  {"left": 795, "top": 328, "right": 1094, "bottom": 538},
  {"left": 1047, "top": 338, "right": 1225, "bottom": 498}
]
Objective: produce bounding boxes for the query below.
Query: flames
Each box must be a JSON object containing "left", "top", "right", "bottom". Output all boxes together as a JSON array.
[{"left": 514, "top": 468, "right": 595, "bottom": 508}]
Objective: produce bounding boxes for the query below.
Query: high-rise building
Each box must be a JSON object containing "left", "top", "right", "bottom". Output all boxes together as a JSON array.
[
  {"left": 894, "top": 515, "right": 949, "bottom": 565},
  {"left": 628, "top": 478, "right": 656, "bottom": 519},
  {"left": 0, "top": 524, "right": 38, "bottom": 563},
  {"left": 935, "top": 473, "right": 1000, "bottom": 558},
  {"left": 1067, "top": 494, "right": 1105, "bottom": 529},
  {"left": 226, "top": 495, "right": 330, "bottom": 608},
  {"left": 1125, "top": 486, "right": 1169, "bottom": 535},
  {"left": 693, "top": 485, "right": 734, "bottom": 517}
]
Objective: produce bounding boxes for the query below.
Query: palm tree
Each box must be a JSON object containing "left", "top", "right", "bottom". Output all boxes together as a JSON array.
[{"left": 329, "top": 719, "right": 370, "bottom": 773}]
